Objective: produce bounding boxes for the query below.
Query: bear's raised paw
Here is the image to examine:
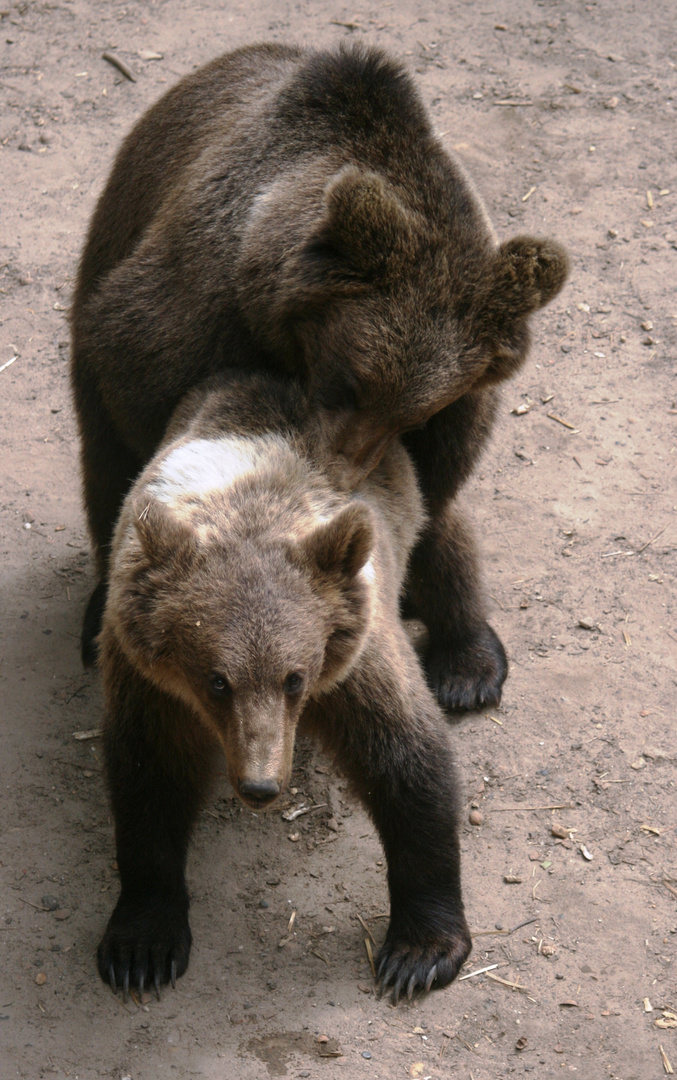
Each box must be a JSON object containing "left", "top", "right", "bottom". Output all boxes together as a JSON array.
[
  {"left": 97, "top": 891, "right": 192, "bottom": 1000},
  {"left": 376, "top": 923, "right": 472, "bottom": 1004},
  {"left": 425, "top": 622, "right": 508, "bottom": 714}
]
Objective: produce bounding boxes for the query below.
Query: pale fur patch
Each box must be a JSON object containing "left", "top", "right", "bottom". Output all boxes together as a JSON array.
[
  {"left": 247, "top": 181, "right": 280, "bottom": 220},
  {"left": 150, "top": 435, "right": 288, "bottom": 507},
  {"left": 360, "top": 558, "right": 376, "bottom": 585}
]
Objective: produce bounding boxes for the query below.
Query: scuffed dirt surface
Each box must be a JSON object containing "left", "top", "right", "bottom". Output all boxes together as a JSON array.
[{"left": 1, "top": 1, "right": 676, "bottom": 1077}]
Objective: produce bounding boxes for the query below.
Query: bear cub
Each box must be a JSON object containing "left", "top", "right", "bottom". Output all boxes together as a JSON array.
[
  {"left": 98, "top": 372, "right": 471, "bottom": 1003},
  {"left": 71, "top": 42, "right": 568, "bottom": 712}
]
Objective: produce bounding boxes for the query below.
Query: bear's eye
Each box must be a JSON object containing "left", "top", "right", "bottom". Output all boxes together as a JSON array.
[
  {"left": 209, "top": 673, "right": 231, "bottom": 697},
  {"left": 319, "top": 376, "right": 360, "bottom": 413},
  {"left": 283, "top": 671, "right": 305, "bottom": 696}
]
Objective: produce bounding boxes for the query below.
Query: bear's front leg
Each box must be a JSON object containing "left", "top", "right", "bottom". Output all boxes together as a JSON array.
[
  {"left": 404, "top": 504, "right": 507, "bottom": 713},
  {"left": 98, "top": 643, "right": 216, "bottom": 997},
  {"left": 402, "top": 388, "right": 507, "bottom": 713},
  {"left": 313, "top": 646, "right": 472, "bottom": 1002}
]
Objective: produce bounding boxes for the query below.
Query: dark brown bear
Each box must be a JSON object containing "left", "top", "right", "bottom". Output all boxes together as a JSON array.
[
  {"left": 71, "top": 41, "right": 568, "bottom": 710},
  {"left": 98, "top": 370, "right": 471, "bottom": 1002}
]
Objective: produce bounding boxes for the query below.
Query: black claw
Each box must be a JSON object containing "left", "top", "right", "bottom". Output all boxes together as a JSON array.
[
  {"left": 154, "top": 971, "right": 161, "bottom": 1001},
  {"left": 425, "top": 963, "right": 438, "bottom": 993},
  {"left": 138, "top": 972, "right": 144, "bottom": 1000},
  {"left": 109, "top": 964, "right": 117, "bottom": 994},
  {"left": 123, "top": 969, "right": 129, "bottom": 1002},
  {"left": 380, "top": 957, "right": 399, "bottom": 993},
  {"left": 406, "top": 972, "right": 417, "bottom": 1000},
  {"left": 392, "top": 971, "right": 408, "bottom": 1006},
  {"left": 170, "top": 959, "right": 177, "bottom": 990}
]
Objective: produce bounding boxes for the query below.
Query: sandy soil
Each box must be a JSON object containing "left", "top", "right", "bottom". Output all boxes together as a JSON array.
[{"left": 1, "top": 1, "right": 676, "bottom": 1077}]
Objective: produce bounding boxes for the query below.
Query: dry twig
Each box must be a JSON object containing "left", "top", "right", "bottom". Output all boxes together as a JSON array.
[
  {"left": 356, "top": 914, "right": 375, "bottom": 943},
  {"left": 486, "top": 971, "right": 531, "bottom": 993},
  {"left": 102, "top": 52, "right": 136, "bottom": 82},
  {"left": 364, "top": 936, "right": 376, "bottom": 978}
]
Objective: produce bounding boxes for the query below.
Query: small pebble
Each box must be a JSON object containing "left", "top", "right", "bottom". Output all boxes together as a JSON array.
[
  {"left": 41, "top": 895, "right": 59, "bottom": 911},
  {"left": 469, "top": 809, "right": 483, "bottom": 826},
  {"left": 259, "top": 899, "right": 269, "bottom": 909},
  {"left": 35, "top": 972, "right": 47, "bottom": 986},
  {"left": 362, "top": 1050, "right": 372, "bottom": 1059}
]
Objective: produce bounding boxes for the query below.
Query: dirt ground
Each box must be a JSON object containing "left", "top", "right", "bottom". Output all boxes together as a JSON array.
[{"left": 1, "top": 0, "right": 676, "bottom": 1077}]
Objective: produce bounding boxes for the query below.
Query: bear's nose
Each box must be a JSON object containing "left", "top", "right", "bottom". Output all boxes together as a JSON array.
[{"left": 238, "top": 778, "right": 281, "bottom": 807}]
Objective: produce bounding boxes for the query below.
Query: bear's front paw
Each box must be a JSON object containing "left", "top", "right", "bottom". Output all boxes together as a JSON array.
[
  {"left": 376, "top": 921, "right": 472, "bottom": 1004},
  {"left": 426, "top": 622, "right": 507, "bottom": 714},
  {"left": 97, "top": 891, "right": 192, "bottom": 999}
]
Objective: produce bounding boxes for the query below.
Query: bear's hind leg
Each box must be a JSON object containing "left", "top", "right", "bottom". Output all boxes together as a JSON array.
[
  {"left": 71, "top": 361, "right": 141, "bottom": 666},
  {"left": 404, "top": 504, "right": 507, "bottom": 713},
  {"left": 98, "top": 642, "right": 217, "bottom": 997}
]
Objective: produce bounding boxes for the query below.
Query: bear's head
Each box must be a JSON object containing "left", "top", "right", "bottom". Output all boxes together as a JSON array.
[
  {"left": 240, "top": 164, "right": 569, "bottom": 483},
  {"left": 107, "top": 490, "right": 374, "bottom": 808}
]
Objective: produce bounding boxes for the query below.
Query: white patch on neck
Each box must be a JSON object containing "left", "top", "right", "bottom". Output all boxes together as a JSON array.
[
  {"left": 151, "top": 435, "right": 285, "bottom": 506},
  {"left": 360, "top": 558, "right": 376, "bottom": 585}
]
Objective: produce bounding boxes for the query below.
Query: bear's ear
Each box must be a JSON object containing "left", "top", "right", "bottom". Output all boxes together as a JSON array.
[
  {"left": 491, "top": 236, "right": 569, "bottom": 315},
  {"left": 306, "top": 166, "right": 416, "bottom": 280},
  {"left": 131, "top": 493, "right": 195, "bottom": 567},
  {"left": 301, "top": 503, "right": 374, "bottom": 579}
]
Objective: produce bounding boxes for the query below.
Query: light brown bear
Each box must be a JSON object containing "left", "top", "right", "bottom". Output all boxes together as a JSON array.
[
  {"left": 71, "top": 42, "right": 568, "bottom": 711},
  {"left": 97, "top": 372, "right": 471, "bottom": 1003}
]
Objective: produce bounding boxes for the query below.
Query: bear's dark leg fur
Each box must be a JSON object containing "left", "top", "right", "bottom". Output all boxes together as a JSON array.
[
  {"left": 403, "top": 387, "right": 507, "bottom": 713},
  {"left": 404, "top": 505, "right": 507, "bottom": 713},
  {"left": 72, "top": 361, "right": 142, "bottom": 665},
  {"left": 308, "top": 638, "right": 472, "bottom": 1001},
  {"left": 98, "top": 641, "right": 217, "bottom": 996},
  {"left": 81, "top": 581, "right": 108, "bottom": 668}
]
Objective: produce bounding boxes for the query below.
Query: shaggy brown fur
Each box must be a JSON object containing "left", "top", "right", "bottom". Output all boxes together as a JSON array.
[
  {"left": 71, "top": 41, "right": 568, "bottom": 708},
  {"left": 97, "top": 372, "right": 471, "bottom": 1003}
]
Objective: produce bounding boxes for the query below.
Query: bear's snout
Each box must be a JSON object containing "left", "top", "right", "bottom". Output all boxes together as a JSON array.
[{"left": 237, "top": 777, "right": 281, "bottom": 808}]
